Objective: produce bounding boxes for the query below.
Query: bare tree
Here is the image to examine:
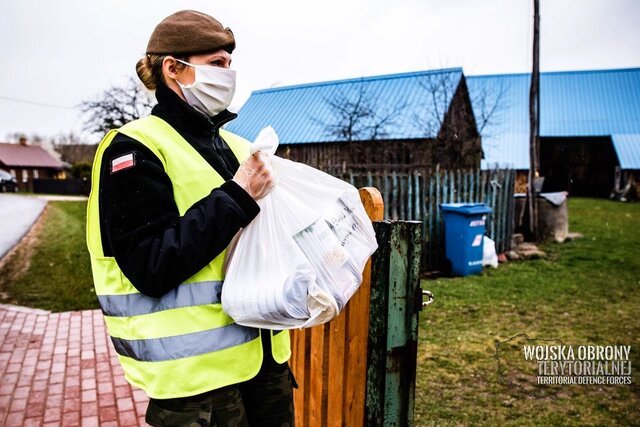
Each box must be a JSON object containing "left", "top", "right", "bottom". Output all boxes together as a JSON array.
[
  {"left": 411, "top": 70, "right": 509, "bottom": 169},
  {"left": 53, "top": 132, "right": 84, "bottom": 146},
  {"left": 4, "top": 132, "right": 28, "bottom": 143},
  {"left": 318, "top": 81, "right": 407, "bottom": 142},
  {"left": 412, "top": 71, "right": 461, "bottom": 138},
  {"left": 52, "top": 132, "right": 97, "bottom": 166},
  {"left": 79, "top": 77, "right": 155, "bottom": 135},
  {"left": 413, "top": 70, "right": 507, "bottom": 139},
  {"left": 469, "top": 79, "right": 508, "bottom": 138},
  {"left": 412, "top": 71, "right": 479, "bottom": 168},
  {"left": 311, "top": 70, "right": 506, "bottom": 170}
]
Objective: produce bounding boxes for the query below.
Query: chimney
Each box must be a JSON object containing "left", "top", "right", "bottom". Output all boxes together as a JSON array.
[{"left": 19, "top": 137, "right": 28, "bottom": 146}]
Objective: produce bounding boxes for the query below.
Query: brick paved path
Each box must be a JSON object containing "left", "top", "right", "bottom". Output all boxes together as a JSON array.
[{"left": 0, "top": 304, "right": 150, "bottom": 426}]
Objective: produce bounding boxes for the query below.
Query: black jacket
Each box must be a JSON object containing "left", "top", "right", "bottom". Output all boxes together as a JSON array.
[{"left": 98, "top": 84, "right": 259, "bottom": 298}]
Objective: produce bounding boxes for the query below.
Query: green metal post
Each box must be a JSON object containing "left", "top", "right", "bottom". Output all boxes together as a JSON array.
[{"left": 366, "top": 220, "right": 423, "bottom": 426}]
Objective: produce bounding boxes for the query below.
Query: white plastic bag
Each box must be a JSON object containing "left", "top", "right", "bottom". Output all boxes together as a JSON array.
[
  {"left": 222, "top": 127, "right": 378, "bottom": 329},
  {"left": 482, "top": 236, "right": 499, "bottom": 268}
]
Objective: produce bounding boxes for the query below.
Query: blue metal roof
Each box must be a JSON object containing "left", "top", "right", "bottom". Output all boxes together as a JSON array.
[
  {"left": 468, "top": 68, "right": 640, "bottom": 169},
  {"left": 227, "top": 68, "right": 464, "bottom": 144},
  {"left": 479, "top": 133, "right": 529, "bottom": 170},
  {"left": 229, "top": 67, "right": 640, "bottom": 170},
  {"left": 611, "top": 134, "right": 640, "bottom": 169}
]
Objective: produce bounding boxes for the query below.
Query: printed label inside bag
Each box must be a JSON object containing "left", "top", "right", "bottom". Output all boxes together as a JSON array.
[
  {"left": 325, "top": 196, "right": 359, "bottom": 248},
  {"left": 293, "top": 219, "right": 349, "bottom": 270}
]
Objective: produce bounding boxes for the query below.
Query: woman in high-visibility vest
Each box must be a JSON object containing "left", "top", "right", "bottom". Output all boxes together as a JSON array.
[{"left": 86, "top": 10, "right": 293, "bottom": 426}]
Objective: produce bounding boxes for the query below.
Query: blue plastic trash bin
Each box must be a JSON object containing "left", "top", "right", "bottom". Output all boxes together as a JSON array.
[{"left": 440, "top": 203, "right": 493, "bottom": 276}]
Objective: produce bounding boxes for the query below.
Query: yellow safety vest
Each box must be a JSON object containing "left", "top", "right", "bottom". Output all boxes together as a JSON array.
[{"left": 86, "top": 115, "right": 290, "bottom": 399}]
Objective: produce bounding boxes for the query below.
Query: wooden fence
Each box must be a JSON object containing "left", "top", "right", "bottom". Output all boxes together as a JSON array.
[
  {"left": 329, "top": 168, "right": 516, "bottom": 271},
  {"left": 290, "top": 187, "right": 425, "bottom": 426},
  {"left": 289, "top": 188, "right": 384, "bottom": 426}
]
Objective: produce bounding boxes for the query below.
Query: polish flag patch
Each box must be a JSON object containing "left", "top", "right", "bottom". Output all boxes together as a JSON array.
[{"left": 111, "top": 153, "right": 135, "bottom": 173}]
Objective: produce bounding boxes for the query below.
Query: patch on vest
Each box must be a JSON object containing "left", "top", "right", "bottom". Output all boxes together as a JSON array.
[{"left": 111, "top": 153, "right": 135, "bottom": 173}]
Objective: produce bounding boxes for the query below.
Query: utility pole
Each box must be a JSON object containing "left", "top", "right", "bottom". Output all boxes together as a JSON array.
[{"left": 527, "top": 0, "right": 541, "bottom": 240}]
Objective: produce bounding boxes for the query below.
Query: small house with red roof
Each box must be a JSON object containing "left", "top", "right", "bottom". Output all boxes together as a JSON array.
[{"left": 0, "top": 138, "right": 65, "bottom": 192}]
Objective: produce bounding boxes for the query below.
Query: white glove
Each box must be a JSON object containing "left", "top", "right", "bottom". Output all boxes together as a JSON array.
[{"left": 233, "top": 152, "right": 275, "bottom": 200}]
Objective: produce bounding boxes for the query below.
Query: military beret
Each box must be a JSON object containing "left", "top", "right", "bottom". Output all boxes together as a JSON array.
[{"left": 146, "top": 10, "right": 235, "bottom": 55}]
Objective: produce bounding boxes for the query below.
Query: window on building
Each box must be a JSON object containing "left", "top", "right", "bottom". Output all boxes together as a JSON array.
[
  {"left": 34, "top": 170, "right": 39, "bottom": 179},
  {"left": 22, "top": 169, "right": 28, "bottom": 183},
  {"left": 9, "top": 169, "right": 16, "bottom": 178}
]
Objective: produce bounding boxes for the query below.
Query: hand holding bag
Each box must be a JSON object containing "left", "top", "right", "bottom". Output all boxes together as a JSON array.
[{"left": 222, "top": 127, "right": 378, "bottom": 329}]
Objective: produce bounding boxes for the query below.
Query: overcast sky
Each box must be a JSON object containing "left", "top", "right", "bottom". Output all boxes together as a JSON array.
[{"left": 0, "top": 0, "right": 638, "bottom": 143}]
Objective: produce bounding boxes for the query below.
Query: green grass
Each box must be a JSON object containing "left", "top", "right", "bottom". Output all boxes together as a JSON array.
[
  {"left": 0, "top": 201, "right": 97, "bottom": 312},
  {"left": 1, "top": 197, "right": 639, "bottom": 424},
  {"left": 415, "top": 198, "right": 640, "bottom": 426}
]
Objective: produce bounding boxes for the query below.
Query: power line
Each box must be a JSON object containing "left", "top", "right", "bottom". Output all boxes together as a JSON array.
[{"left": 0, "top": 95, "right": 76, "bottom": 110}]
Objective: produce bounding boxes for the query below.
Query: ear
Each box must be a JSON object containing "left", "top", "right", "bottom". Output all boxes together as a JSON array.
[{"left": 162, "top": 56, "right": 179, "bottom": 80}]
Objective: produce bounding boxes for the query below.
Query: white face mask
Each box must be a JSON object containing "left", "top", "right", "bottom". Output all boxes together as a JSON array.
[{"left": 175, "top": 59, "right": 236, "bottom": 117}]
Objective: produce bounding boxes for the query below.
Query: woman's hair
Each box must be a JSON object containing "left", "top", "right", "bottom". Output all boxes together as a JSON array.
[{"left": 136, "top": 54, "right": 187, "bottom": 90}]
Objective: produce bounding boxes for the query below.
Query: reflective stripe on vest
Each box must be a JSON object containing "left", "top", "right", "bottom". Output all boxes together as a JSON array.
[
  {"left": 97, "top": 281, "right": 223, "bottom": 317},
  {"left": 112, "top": 323, "right": 260, "bottom": 362},
  {"left": 86, "top": 116, "right": 290, "bottom": 399}
]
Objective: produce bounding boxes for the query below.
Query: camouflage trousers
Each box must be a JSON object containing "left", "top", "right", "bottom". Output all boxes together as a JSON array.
[{"left": 145, "top": 362, "right": 296, "bottom": 427}]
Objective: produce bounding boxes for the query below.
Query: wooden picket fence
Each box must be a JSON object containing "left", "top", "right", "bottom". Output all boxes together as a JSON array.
[{"left": 330, "top": 168, "right": 516, "bottom": 271}]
